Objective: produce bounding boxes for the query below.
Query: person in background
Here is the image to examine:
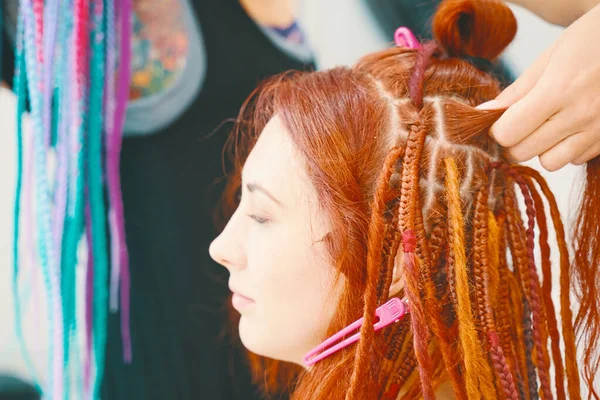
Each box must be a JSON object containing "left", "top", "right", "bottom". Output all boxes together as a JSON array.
[{"left": 1, "top": 0, "right": 313, "bottom": 399}]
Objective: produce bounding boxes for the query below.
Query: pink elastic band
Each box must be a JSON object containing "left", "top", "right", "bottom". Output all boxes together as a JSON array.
[
  {"left": 304, "top": 297, "right": 409, "bottom": 366},
  {"left": 394, "top": 27, "right": 421, "bottom": 50}
]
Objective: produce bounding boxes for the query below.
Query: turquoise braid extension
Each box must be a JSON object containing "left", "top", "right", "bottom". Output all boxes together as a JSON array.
[
  {"left": 22, "top": 0, "right": 65, "bottom": 397},
  {"left": 12, "top": 11, "right": 42, "bottom": 393},
  {"left": 89, "top": 0, "right": 110, "bottom": 398},
  {"left": 54, "top": 1, "right": 79, "bottom": 395}
]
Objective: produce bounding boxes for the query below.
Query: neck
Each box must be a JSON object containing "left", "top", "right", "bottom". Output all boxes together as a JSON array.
[{"left": 238, "top": 0, "right": 297, "bottom": 27}]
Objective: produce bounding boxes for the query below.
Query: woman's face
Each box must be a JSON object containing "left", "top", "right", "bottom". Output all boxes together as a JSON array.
[{"left": 209, "top": 116, "right": 345, "bottom": 366}]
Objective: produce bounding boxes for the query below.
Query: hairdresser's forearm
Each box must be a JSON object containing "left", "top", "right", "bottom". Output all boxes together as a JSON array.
[{"left": 506, "top": 0, "right": 600, "bottom": 26}]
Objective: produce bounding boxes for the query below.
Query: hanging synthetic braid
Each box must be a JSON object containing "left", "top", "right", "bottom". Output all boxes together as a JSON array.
[
  {"left": 12, "top": 0, "right": 133, "bottom": 397},
  {"left": 516, "top": 166, "right": 582, "bottom": 399},
  {"left": 490, "top": 162, "right": 554, "bottom": 400},
  {"left": 472, "top": 184, "right": 519, "bottom": 400},
  {"left": 445, "top": 157, "right": 496, "bottom": 400},
  {"left": 521, "top": 173, "right": 566, "bottom": 399}
]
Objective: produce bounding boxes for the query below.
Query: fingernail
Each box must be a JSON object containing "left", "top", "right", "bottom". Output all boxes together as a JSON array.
[{"left": 475, "top": 100, "right": 500, "bottom": 110}]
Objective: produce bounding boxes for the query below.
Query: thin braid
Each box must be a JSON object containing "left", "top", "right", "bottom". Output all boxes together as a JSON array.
[
  {"left": 414, "top": 194, "right": 466, "bottom": 399},
  {"left": 488, "top": 213, "right": 520, "bottom": 400},
  {"left": 395, "top": 42, "right": 441, "bottom": 400},
  {"left": 506, "top": 266, "right": 532, "bottom": 400},
  {"left": 382, "top": 322, "right": 413, "bottom": 398},
  {"left": 522, "top": 175, "right": 567, "bottom": 400},
  {"left": 444, "top": 157, "right": 495, "bottom": 400},
  {"left": 505, "top": 189, "right": 539, "bottom": 400},
  {"left": 382, "top": 230, "right": 402, "bottom": 302},
  {"left": 523, "top": 299, "right": 539, "bottom": 400},
  {"left": 429, "top": 220, "right": 447, "bottom": 265},
  {"left": 515, "top": 166, "right": 582, "bottom": 400},
  {"left": 401, "top": 349, "right": 445, "bottom": 400},
  {"left": 472, "top": 186, "right": 493, "bottom": 330},
  {"left": 347, "top": 147, "right": 405, "bottom": 399},
  {"left": 473, "top": 186, "right": 519, "bottom": 400},
  {"left": 495, "top": 213, "right": 521, "bottom": 388},
  {"left": 398, "top": 122, "right": 436, "bottom": 400},
  {"left": 490, "top": 163, "right": 554, "bottom": 400}
]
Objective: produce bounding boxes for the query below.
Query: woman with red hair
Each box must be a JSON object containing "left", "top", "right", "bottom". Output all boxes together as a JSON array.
[{"left": 210, "top": 0, "right": 600, "bottom": 398}]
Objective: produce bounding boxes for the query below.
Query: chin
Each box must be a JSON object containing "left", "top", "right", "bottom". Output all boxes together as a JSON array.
[{"left": 238, "top": 316, "right": 300, "bottom": 364}]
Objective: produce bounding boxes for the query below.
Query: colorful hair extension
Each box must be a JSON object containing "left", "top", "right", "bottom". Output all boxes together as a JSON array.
[
  {"left": 12, "top": 0, "right": 133, "bottom": 397},
  {"left": 12, "top": 9, "right": 42, "bottom": 394}
]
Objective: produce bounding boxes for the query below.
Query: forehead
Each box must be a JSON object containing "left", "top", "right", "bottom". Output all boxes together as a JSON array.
[{"left": 243, "top": 116, "right": 310, "bottom": 203}]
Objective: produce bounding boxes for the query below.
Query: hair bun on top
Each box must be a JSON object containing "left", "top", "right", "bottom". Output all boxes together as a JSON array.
[{"left": 432, "top": 0, "right": 517, "bottom": 61}]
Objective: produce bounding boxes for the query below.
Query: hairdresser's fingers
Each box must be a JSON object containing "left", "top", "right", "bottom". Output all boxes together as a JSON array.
[
  {"left": 507, "top": 112, "right": 574, "bottom": 162},
  {"left": 488, "top": 78, "right": 563, "bottom": 148},
  {"left": 538, "top": 131, "right": 598, "bottom": 171},
  {"left": 477, "top": 45, "right": 555, "bottom": 111},
  {"left": 572, "top": 136, "right": 600, "bottom": 165}
]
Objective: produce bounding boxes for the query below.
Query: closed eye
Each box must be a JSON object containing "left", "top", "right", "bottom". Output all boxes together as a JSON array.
[{"left": 248, "top": 214, "right": 269, "bottom": 224}]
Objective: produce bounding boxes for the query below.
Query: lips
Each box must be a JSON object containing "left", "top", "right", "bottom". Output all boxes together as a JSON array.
[{"left": 229, "top": 285, "right": 255, "bottom": 311}]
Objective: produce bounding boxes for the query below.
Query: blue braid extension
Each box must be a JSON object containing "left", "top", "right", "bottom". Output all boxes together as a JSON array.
[
  {"left": 12, "top": 10, "right": 42, "bottom": 394},
  {"left": 22, "top": 0, "right": 65, "bottom": 397},
  {"left": 89, "top": 0, "right": 110, "bottom": 398}
]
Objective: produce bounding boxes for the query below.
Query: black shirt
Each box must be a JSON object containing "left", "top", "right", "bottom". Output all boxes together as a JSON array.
[{"left": 1, "top": 0, "right": 314, "bottom": 399}]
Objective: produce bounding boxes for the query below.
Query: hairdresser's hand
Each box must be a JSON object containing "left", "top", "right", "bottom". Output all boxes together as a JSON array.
[{"left": 477, "top": 4, "right": 600, "bottom": 171}]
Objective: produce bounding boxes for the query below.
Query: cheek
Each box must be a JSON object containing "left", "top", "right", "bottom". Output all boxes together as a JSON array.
[{"left": 239, "top": 227, "right": 342, "bottom": 363}]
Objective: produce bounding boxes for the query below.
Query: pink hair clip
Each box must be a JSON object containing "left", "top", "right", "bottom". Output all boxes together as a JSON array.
[
  {"left": 394, "top": 26, "right": 421, "bottom": 50},
  {"left": 304, "top": 297, "right": 409, "bottom": 366}
]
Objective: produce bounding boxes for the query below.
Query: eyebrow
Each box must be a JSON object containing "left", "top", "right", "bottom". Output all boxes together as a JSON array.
[{"left": 246, "top": 182, "right": 283, "bottom": 207}]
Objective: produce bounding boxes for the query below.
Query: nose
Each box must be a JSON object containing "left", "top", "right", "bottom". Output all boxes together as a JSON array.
[{"left": 209, "top": 216, "right": 246, "bottom": 272}]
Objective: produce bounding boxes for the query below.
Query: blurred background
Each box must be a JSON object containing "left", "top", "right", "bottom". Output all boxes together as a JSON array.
[{"left": 0, "top": 0, "right": 587, "bottom": 393}]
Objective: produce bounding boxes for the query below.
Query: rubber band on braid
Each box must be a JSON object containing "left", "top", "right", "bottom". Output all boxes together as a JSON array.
[
  {"left": 521, "top": 175, "right": 567, "bottom": 400},
  {"left": 346, "top": 147, "right": 405, "bottom": 400},
  {"left": 489, "top": 162, "right": 554, "bottom": 400},
  {"left": 515, "top": 166, "right": 582, "bottom": 400}
]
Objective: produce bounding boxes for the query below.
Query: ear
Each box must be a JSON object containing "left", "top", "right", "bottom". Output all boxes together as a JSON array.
[{"left": 388, "top": 249, "right": 405, "bottom": 297}]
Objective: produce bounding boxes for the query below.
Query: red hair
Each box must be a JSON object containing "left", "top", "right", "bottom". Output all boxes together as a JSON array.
[{"left": 221, "top": 0, "right": 599, "bottom": 398}]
